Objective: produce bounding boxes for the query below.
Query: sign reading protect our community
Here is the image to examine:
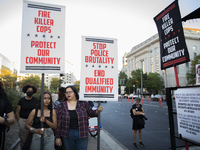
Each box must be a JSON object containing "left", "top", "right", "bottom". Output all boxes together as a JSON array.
[
  {"left": 20, "top": 1, "right": 65, "bottom": 73},
  {"left": 175, "top": 88, "right": 200, "bottom": 143},
  {"left": 80, "top": 36, "right": 118, "bottom": 101},
  {"left": 154, "top": 1, "right": 190, "bottom": 70}
]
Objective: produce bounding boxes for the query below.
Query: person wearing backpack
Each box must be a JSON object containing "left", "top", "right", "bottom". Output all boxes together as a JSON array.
[
  {"left": 16, "top": 84, "right": 38, "bottom": 149},
  {"left": 131, "top": 97, "right": 146, "bottom": 148},
  {"left": 0, "top": 81, "right": 15, "bottom": 150}
]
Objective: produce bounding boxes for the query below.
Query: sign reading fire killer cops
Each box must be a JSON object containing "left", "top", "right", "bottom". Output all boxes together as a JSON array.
[
  {"left": 80, "top": 36, "right": 118, "bottom": 101},
  {"left": 20, "top": 1, "right": 65, "bottom": 73},
  {"left": 154, "top": 1, "right": 190, "bottom": 70}
]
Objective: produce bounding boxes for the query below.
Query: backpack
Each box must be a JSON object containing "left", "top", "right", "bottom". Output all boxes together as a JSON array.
[{"left": 130, "top": 108, "right": 134, "bottom": 119}]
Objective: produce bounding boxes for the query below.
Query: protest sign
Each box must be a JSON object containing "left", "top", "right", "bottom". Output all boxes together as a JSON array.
[
  {"left": 154, "top": 1, "right": 190, "bottom": 70},
  {"left": 175, "top": 88, "right": 200, "bottom": 143},
  {"left": 196, "top": 64, "right": 200, "bottom": 85},
  {"left": 80, "top": 36, "right": 118, "bottom": 101},
  {"left": 20, "top": 1, "right": 65, "bottom": 73}
]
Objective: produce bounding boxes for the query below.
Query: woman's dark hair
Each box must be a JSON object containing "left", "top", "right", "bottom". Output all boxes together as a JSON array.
[
  {"left": 65, "top": 85, "right": 79, "bottom": 100},
  {"left": 37, "top": 92, "right": 53, "bottom": 110},
  {"left": 58, "top": 87, "right": 66, "bottom": 101},
  {"left": 0, "top": 81, "right": 7, "bottom": 100}
]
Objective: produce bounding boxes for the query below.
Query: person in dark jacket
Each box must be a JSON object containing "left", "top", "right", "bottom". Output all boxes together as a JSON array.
[{"left": 0, "top": 81, "right": 15, "bottom": 149}]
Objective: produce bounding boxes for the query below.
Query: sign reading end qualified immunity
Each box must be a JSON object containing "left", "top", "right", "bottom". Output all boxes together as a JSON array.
[
  {"left": 175, "top": 88, "right": 200, "bottom": 143},
  {"left": 79, "top": 36, "right": 118, "bottom": 101}
]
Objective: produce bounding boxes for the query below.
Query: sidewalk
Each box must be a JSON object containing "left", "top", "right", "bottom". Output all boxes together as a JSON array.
[{"left": 9, "top": 129, "right": 127, "bottom": 150}]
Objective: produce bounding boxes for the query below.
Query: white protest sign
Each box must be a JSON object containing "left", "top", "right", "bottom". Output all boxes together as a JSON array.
[
  {"left": 175, "top": 88, "right": 200, "bottom": 143},
  {"left": 20, "top": 1, "right": 65, "bottom": 73},
  {"left": 80, "top": 36, "right": 118, "bottom": 101},
  {"left": 196, "top": 64, "right": 200, "bottom": 85}
]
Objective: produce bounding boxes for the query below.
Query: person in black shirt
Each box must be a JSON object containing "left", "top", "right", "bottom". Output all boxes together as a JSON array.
[
  {"left": 25, "top": 92, "right": 57, "bottom": 150},
  {"left": 0, "top": 81, "right": 15, "bottom": 149},
  {"left": 16, "top": 84, "right": 38, "bottom": 149},
  {"left": 131, "top": 97, "right": 146, "bottom": 148}
]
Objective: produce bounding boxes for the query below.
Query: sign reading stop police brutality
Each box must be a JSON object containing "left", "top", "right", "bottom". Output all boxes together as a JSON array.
[
  {"left": 154, "top": 1, "right": 190, "bottom": 70},
  {"left": 20, "top": 1, "right": 65, "bottom": 73},
  {"left": 80, "top": 36, "right": 118, "bottom": 101}
]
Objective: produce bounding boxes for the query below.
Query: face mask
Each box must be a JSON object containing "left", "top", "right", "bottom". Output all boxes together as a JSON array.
[{"left": 27, "top": 91, "right": 33, "bottom": 97}]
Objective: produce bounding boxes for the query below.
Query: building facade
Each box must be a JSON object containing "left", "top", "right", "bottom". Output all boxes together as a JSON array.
[{"left": 126, "top": 28, "right": 200, "bottom": 88}]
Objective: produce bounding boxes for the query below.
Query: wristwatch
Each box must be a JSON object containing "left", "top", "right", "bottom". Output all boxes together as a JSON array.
[
  {"left": 3, "top": 117, "right": 8, "bottom": 125},
  {"left": 30, "top": 127, "right": 35, "bottom": 133}
]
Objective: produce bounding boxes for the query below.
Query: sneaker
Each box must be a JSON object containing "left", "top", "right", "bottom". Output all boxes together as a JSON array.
[
  {"left": 139, "top": 141, "right": 144, "bottom": 147},
  {"left": 132, "top": 143, "right": 138, "bottom": 148}
]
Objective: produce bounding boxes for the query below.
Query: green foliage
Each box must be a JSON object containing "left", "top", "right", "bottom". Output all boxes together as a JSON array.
[
  {"left": 5, "top": 88, "right": 24, "bottom": 112},
  {"left": 145, "top": 72, "right": 164, "bottom": 94},
  {"left": 74, "top": 80, "right": 80, "bottom": 92},
  {"left": 19, "top": 75, "right": 41, "bottom": 89},
  {"left": 50, "top": 77, "right": 60, "bottom": 93},
  {"left": 186, "top": 54, "right": 200, "bottom": 85}
]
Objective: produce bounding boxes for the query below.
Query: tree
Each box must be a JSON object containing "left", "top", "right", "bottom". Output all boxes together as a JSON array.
[
  {"left": 0, "top": 69, "right": 17, "bottom": 88},
  {"left": 186, "top": 54, "right": 200, "bottom": 85},
  {"left": 74, "top": 80, "right": 80, "bottom": 92},
  {"left": 118, "top": 72, "right": 128, "bottom": 94},
  {"left": 19, "top": 75, "right": 41, "bottom": 89},
  {"left": 145, "top": 72, "right": 164, "bottom": 94},
  {"left": 50, "top": 77, "right": 60, "bottom": 93}
]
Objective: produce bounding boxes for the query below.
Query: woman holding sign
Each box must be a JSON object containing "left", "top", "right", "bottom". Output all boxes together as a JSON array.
[{"left": 55, "top": 85, "right": 103, "bottom": 150}]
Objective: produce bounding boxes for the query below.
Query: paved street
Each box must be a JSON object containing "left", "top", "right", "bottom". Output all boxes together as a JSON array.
[{"left": 97, "top": 98, "right": 188, "bottom": 150}]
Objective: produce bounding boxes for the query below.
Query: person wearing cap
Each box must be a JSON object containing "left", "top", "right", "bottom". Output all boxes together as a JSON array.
[
  {"left": 16, "top": 84, "right": 38, "bottom": 149},
  {"left": 53, "top": 87, "right": 66, "bottom": 110}
]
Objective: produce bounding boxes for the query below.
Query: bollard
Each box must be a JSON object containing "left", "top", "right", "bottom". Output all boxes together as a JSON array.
[
  {"left": 121, "top": 96, "right": 122, "bottom": 102},
  {"left": 142, "top": 96, "right": 144, "bottom": 104},
  {"left": 159, "top": 97, "right": 162, "bottom": 107},
  {"left": 147, "top": 95, "right": 149, "bottom": 102},
  {"left": 132, "top": 97, "right": 133, "bottom": 103},
  {"left": 128, "top": 97, "right": 129, "bottom": 102}
]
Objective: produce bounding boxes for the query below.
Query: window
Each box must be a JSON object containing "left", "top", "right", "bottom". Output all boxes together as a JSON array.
[
  {"left": 151, "top": 57, "right": 153, "bottom": 62},
  {"left": 186, "top": 62, "right": 189, "bottom": 73},
  {"left": 156, "top": 63, "right": 159, "bottom": 73},
  {"left": 156, "top": 55, "right": 158, "bottom": 61},
  {"left": 155, "top": 48, "right": 158, "bottom": 53},
  {"left": 129, "top": 60, "right": 131, "bottom": 65},
  {"left": 132, "top": 59, "right": 134, "bottom": 63},
  {"left": 151, "top": 64, "right": 153, "bottom": 73},
  {"left": 132, "top": 64, "right": 134, "bottom": 69},
  {"left": 194, "top": 53, "right": 197, "bottom": 58},
  {"left": 193, "top": 46, "right": 197, "bottom": 51},
  {"left": 150, "top": 50, "right": 153, "bottom": 55},
  {"left": 136, "top": 63, "right": 137, "bottom": 68},
  {"left": 142, "top": 61, "right": 145, "bottom": 72}
]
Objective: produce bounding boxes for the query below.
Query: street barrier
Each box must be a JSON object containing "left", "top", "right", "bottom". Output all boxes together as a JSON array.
[
  {"left": 142, "top": 96, "right": 144, "bottom": 104},
  {"left": 147, "top": 95, "right": 149, "bottom": 102},
  {"left": 128, "top": 97, "right": 129, "bottom": 102},
  {"left": 159, "top": 97, "right": 162, "bottom": 107},
  {"left": 132, "top": 97, "right": 133, "bottom": 103},
  {"left": 121, "top": 96, "right": 122, "bottom": 102}
]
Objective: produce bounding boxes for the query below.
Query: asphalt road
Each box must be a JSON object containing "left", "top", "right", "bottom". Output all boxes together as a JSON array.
[{"left": 96, "top": 98, "right": 187, "bottom": 150}]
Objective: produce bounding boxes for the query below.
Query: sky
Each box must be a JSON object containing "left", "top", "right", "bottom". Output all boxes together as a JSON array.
[{"left": 0, "top": 0, "right": 199, "bottom": 80}]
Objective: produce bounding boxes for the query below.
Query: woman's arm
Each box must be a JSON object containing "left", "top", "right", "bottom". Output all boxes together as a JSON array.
[
  {"left": 25, "top": 109, "right": 44, "bottom": 135},
  {"left": 133, "top": 109, "right": 145, "bottom": 116},
  {"left": 40, "top": 109, "right": 57, "bottom": 129},
  {"left": 15, "top": 105, "right": 21, "bottom": 121},
  {"left": 0, "top": 111, "right": 15, "bottom": 125}
]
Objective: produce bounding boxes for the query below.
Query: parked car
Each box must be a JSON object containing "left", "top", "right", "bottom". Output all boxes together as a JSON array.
[
  {"left": 151, "top": 94, "right": 165, "bottom": 101},
  {"left": 124, "top": 94, "right": 128, "bottom": 98},
  {"left": 128, "top": 94, "right": 138, "bottom": 99}
]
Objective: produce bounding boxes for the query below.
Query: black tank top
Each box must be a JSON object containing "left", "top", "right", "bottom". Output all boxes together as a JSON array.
[{"left": 32, "top": 108, "right": 53, "bottom": 128}]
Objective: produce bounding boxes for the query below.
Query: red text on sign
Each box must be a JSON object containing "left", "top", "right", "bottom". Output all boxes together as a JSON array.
[
  {"left": 94, "top": 70, "right": 105, "bottom": 77},
  {"left": 38, "top": 10, "right": 50, "bottom": 18},
  {"left": 37, "top": 49, "right": 50, "bottom": 56},
  {"left": 91, "top": 50, "right": 108, "bottom": 57},
  {"left": 93, "top": 43, "right": 106, "bottom": 50},
  {"left": 31, "top": 41, "right": 56, "bottom": 49}
]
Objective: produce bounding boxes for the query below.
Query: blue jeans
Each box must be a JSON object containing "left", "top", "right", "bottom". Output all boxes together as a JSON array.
[
  {"left": 62, "top": 129, "right": 88, "bottom": 150},
  {"left": 30, "top": 128, "right": 55, "bottom": 150}
]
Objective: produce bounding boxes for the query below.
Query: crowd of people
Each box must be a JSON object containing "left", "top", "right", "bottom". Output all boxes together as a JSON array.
[
  {"left": 1, "top": 80, "right": 146, "bottom": 150},
  {"left": 0, "top": 82, "right": 103, "bottom": 150}
]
